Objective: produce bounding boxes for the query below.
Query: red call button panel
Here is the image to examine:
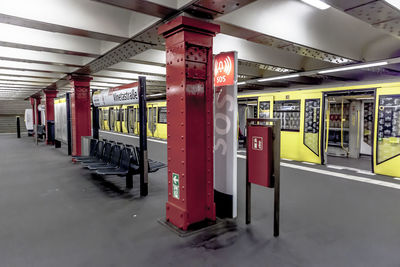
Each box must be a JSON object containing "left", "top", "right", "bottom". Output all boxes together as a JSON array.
[
  {"left": 214, "top": 52, "right": 235, "bottom": 87},
  {"left": 247, "top": 125, "right": 274, "bottom": 188}
]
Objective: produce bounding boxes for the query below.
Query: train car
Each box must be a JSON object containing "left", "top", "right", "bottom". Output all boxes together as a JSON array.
[
  {"left": 98, "top": 101, "right": 167, "bottom": 139},
  {"left": 97, "top": 81, "right": 399, "bottom": 177}
]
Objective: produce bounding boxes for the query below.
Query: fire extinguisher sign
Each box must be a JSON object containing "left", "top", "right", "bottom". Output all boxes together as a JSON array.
[
  {"left": 172, "top": 173, "right": 179, "bottom": 199},
  {"left": 252, "top": 136, "right": 263, "bottom": 151},
  {"left": 214, "top": 52, "right": 235, "bottom": 87}
]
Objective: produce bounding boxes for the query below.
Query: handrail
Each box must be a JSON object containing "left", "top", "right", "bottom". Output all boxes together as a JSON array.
[
  {"left": 340, "top": 98, "right": 349, "bottom": 154},
  {"left": 325, "top": 103, "right": 330, "bottom": 152}
]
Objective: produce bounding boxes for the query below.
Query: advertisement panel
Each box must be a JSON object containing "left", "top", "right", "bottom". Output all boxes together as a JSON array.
[
  {"left": 214, "top": 51, "right": 238, "bottom": 218},
  {"left": 92, "top": 82, "right": 139, "bottom": 107}
]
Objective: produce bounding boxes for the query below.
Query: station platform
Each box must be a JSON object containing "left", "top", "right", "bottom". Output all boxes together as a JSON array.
[{"left": 1, "top": 133, "right": 400, "bottom": 266}]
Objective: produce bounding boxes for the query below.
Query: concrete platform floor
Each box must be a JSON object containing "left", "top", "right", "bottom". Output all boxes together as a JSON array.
[{"left": 1, "top": 134, "right": 400, "bottom": 266}]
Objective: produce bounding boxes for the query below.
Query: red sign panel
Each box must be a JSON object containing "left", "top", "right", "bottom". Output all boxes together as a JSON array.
[
  {"left": 247, "top": 125, "right": 273, "bottom": 188},
  {"left": 214, "top": 52, "right": 235, "bottom": 87}
]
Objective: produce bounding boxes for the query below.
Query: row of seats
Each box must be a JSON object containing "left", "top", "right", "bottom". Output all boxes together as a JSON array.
[{"left": 72, "top": 139, "right": 165, "bottom": 190}]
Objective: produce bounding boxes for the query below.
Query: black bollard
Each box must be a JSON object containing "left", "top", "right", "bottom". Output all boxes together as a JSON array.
[{"left": 16, "top": 116, "right": 21, "bottom": 138}]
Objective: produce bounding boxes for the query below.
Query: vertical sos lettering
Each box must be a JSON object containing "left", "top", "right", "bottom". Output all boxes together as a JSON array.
[{"left": 215, "top": 89, "right": 234, "bottom": 155}]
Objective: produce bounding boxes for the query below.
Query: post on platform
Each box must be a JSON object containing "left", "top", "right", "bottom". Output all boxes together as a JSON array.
[
  {"left": 34, "top": 98, "right": 38, "bottom": 145},
  {"left": 139, "top": 76, "right": 148, "bottom": 196},
  {"left": 245, "top": 118, "right": 281, "bottom": 237},
  {"left": 66, "top": 93, "right": 72, "bottom": 155},
  {"left": 16, "top": 116, "right": 21, "bottom": 138},
  {"left": 91, "top": 90, "right": 99, "bottom": 140}
]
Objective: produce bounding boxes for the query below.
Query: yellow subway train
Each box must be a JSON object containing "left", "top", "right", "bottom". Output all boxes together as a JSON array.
[{"left": 98, "top": 81, "right": 400, "bottom": 177}]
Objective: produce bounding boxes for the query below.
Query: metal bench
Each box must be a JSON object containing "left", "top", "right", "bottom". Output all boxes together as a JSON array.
[
  {"left": 72, "top": 139, "right": 98, "bottom": 162},
  {"left": 96, "top": 147, "right": 135, "bottom": 189},
  {"left": 86, "top": 144, "right": 122, "bottom": 170}
]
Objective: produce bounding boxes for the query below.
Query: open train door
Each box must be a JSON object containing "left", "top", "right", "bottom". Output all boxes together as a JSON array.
[
  {"left": 302, "top": 92, "right": 323, "bottom": 165},
  {"left": 258, "top": 96, "right": 274, "bottom": 119},
  {"left": 147, "top": 104, "right": 157, "bottom": 137},
  {"left": 373, "top": 87, "right": 400, "bottom": 177}
]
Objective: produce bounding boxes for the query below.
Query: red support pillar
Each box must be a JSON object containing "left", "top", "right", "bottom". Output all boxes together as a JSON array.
[
  {"left": 44, "top": 90, "right": 58, "bottom": 144},
  {"left": 68, "top": 75, "right": 92, "bottom": 156},
  {"left": 158, "top": 16, "right": 220, "bottom": 230}
]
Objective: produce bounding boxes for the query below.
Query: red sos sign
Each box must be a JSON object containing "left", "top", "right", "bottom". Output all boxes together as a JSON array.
[{"left": 214, "top": 52, "right": 235, "bottom": 87}]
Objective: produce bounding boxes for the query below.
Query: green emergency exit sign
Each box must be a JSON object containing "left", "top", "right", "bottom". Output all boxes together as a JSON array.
[{"left": 172, "top": 173, "right": 179, "bottom": 199}]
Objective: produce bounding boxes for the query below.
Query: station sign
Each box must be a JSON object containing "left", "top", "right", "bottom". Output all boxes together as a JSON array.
[
  {"left": 214, "top": 52, "right": 235, "bottom": 87},
  {"left": 213, "top": 51, "right": 238, "bottom": 218},
  {"left": 92, "top": 82, "right": 139, "bottom": 107}
]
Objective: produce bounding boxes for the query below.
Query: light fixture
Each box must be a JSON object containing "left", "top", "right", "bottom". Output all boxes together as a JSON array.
[
  {"left": 237, "top": 82, "right": 246, "bottom": 85},
  {"left": 301, "top": 0, "right": 331, "bottom": 10},
  {"left": 257, "top": 74, "right": 300, "bottom": 83},
  {"left": 318, "top": 61, "right": 388, "bottom": 74},
  {"left": 385, "top": 0, "right": 400, "bottom": 10},
  {"left": 148, "top": 93, "right": 165, "bottom": 97}
]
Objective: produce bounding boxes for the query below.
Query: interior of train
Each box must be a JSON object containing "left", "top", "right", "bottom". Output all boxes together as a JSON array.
[{"left": 323, "top": 90, "right": 375, "bottom": 171}]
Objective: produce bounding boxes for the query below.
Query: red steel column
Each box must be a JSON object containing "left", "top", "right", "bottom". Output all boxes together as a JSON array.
[
  {"left": 44, "top": 90, "right": 58, "bottom": 144},
  {"left": 68, "top": 75, "right": 92, "bottom": 156},
  {"left": 158, "top": 16, "right": 220, "bottom": 230}
]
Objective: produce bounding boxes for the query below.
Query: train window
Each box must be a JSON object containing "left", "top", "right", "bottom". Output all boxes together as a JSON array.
[
  {"left": 377, "top": 95, "right": 400, "bottom": 164},
  {"left": 273, "top": 100, "right": 300, "bottom": 131},
  {"left": 158, "top": 107, "right": 167, "bottom": 123},
  {"left": 304, "top": 99, "right": 320, "bottom": 156},
  {"left": 259, "top": 101, "right": 270, "bottom": 119}
]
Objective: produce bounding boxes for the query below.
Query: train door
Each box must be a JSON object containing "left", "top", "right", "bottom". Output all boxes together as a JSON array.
[
  {"left": 323, "top": 90, "right": 375, "bottom": 171},
  {"left": 373, "top": 87, "right": 400, "bottom": 177},
  {"left": 115, "top": 107, "right": 122, "bottom": 132},
  {"left": 302, "top": 93, "right": 323, "bottom": 164},
  {"left": 109, "top": 107, "right": 115, "bottom": 131},
  {"left": 103, "top": 108, "right": 110, "bottom": 130},
  {"left": 134, "top": 106, "right": 140, "bottom": 135},
  {"left": 148, "top": 105, "right": 157, "bottom": 137},
  {"left": 121, "top": 107, "right": 128, "bottom": 133},
  {"left": 127, "top": 106, "right": 136, "bottom": 134},
  {"left": 238, "top": 97, "right": 258, "bottom": 148},
  {"left": 99, "top": 108, "right": 104, "bottom": 130}
]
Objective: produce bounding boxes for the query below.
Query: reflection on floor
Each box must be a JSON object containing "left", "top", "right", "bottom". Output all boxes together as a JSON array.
[{"left": 327, "top": 155, "right": 372, "bottom": 171}]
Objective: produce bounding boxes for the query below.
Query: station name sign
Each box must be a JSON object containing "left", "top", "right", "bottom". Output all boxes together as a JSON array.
[
  {"left": 214, "top": 52, "right": 236, "bottom": 87},
  {"left": 92, "top": 82, "right": 139, "bottom": 107}
]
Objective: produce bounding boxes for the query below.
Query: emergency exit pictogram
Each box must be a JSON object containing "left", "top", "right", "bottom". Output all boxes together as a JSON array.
[{"left": 172, "top": 173, "right": 179, "bottom": 199}]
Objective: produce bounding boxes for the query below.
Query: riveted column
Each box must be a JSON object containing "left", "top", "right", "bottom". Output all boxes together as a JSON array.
[
  {"left": 159, "top": 16, "right": 220, "bottom": 230},
  {"left": 44, "top": 90, "right": 58, "bottom": 145},
  {"left": 68, "top": 75, "right": 92, "bottom": 156}
]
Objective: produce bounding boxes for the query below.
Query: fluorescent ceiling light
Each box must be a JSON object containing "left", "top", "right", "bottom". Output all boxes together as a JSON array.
[
  {"left": 301, "top": 0, "right": 331, "bottom": 10},
  {"left": 237, "top": 82, "right": 246, "bottom": 85},
  {"left": 257, "top": 74, "right": 300, "bottom": 83},
  {"left": 385, "top": 0, "right": 400, "bottom": 9},
  {"left": 318, "top": 61, "right": 388, "bottom": 74},
  {"left": 148, "top": 93, "right": 165, "bottom": 97}
]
